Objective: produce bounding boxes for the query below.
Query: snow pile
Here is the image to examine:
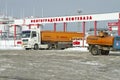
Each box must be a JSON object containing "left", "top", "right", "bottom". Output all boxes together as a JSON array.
[
  {"left": 65, "top": 47, "right": 88, "bottom": 52},
  {"left": 0, "top": 46, "right": 24, "bottom": 50},
  {"left": 0, "top": 40, "right": 24, "bottom": 50}
]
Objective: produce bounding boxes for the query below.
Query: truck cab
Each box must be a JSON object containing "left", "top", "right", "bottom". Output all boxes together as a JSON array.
[{"left": 21, "top": 29, "right": 48, "bottom": 50}]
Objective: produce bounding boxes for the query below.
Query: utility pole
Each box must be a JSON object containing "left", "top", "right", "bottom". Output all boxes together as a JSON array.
[{"left": 77, "top": 10, "right": 82, "bottom": 32}]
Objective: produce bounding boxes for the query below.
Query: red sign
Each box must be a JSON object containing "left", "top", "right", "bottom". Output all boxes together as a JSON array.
[
  {"left": 72, "top": 40, "right": 81, "bottom": 47},
  {"left": 31, "top": 16, "right": 92, "bottom": 23},
  {"left": 108, "top": 22, "right": 118, "bottom": 26},
  {"left": 17, "top": 41, "right": 22, "bottom": 44},
  {"left": 73, "top": 41, "right": 80, "bottom": 45}
]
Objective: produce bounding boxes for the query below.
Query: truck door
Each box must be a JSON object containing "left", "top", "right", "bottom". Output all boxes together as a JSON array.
[{"left": 31, "top": 31, "right": 38, "bottom": 46}]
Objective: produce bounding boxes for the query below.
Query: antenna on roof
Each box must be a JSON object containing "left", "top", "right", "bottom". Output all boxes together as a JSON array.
[
  {"left": 42, "top": 8, "right": 44, "bottom": 17},
  {"left": 20, "top": 8, "right": 24, "bottom": 18},
  {"left": 33, "top": 8, "right": 35, "bottom": 17},
  {"left": 5, "top": 0, "right": 8, "bottom": 17}
]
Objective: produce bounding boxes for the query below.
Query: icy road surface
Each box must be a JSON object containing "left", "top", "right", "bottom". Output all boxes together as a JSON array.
[{"left": 0, "top": 50, "right": 120, "bottom": 80}]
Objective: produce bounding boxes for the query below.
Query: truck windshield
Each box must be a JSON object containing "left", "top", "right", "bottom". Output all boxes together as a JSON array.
[{"left": 22, "top": 31, "right": 31, "bottom": 38}]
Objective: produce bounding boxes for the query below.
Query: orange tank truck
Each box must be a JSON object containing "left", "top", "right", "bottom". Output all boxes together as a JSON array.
[
  {"left": 21, "top": 29, "right": 84, "bottom": 50},
  {"left": 86, "top": 31, "right": 120, "bottom": 55},
  {"left": 41, "top": 31, "right": 84, "bottom": 49},
  {"left": 41, "top": 31, "right": 84, "bottom": 42},
  {"left": 87, "top": 35, "right": 114, "bottom": 46}
]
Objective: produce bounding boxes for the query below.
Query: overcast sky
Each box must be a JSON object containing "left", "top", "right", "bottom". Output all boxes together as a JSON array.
[
  {"left": 0, "top": 0, "right": 120, "bottom": 18},
  {"left": 0, "top": 0, "right": 120, "bottom": 31}
]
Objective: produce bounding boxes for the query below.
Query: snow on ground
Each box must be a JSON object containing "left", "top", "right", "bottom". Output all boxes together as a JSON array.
[
  {"left": 65, "top": 47, "right": 89, "bottom": 52},
  {"left": 0, "top": 46, "right": 88, "bottom": 51},
  {"left": 0, "top": 39, "right": 88, "bottom": 51},
  {"left": 0, "top": 40, "right": 89, "bottom": 51},
  {"left": 0, "top": 40, "right": 24, "bottom": 50}
]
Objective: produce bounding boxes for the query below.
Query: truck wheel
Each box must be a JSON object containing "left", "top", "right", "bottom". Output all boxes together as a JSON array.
[
  {"left": 48, "top": 46, "right": 52, "bottom": 50},
  {"left": 91, "top": 46, "right": 99, "bottom": 55},
  {"left": 25, "top": 48, "right": 30, "bottom": 50},
  {"left": 34, "top": 44, "right": 39, "bottom": 50},
  {"left": 48, "top": 44, "right": 52, "bottom": 50},
  {"left": 101, "top": 50, "right": 109, "bottom": 55}
]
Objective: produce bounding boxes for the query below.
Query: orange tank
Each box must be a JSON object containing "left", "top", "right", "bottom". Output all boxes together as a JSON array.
[
  {"left": 41, "top": 31, "right": 84, "bottom": 42},
  {"left": 87, "top": 35, "right": 114, "bottom": 46}
]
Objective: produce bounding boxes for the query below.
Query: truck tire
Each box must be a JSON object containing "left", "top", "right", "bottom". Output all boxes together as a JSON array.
[
  {"left": 34, "top": 44, "right": 39, "bottom": 50},
  {"left": 48, "top": 44, "right": 52, "bottom": 50},
  {"left": 25, "top": 48, "right": 30, "bottom": 50},
  {"left": 101, "top": 50, "right": 109, "bottom": 55},
  {"left": 91, "top": 46, "right": 100, "bottom": 55}
]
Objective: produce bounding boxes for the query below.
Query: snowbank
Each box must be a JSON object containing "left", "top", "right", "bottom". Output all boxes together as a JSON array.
[
  {"left": 0, "top": 46, "right": 24, "bottom": 50},
  {"left": 64, "top": 47, "right": 89, "bottom": 52}
]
